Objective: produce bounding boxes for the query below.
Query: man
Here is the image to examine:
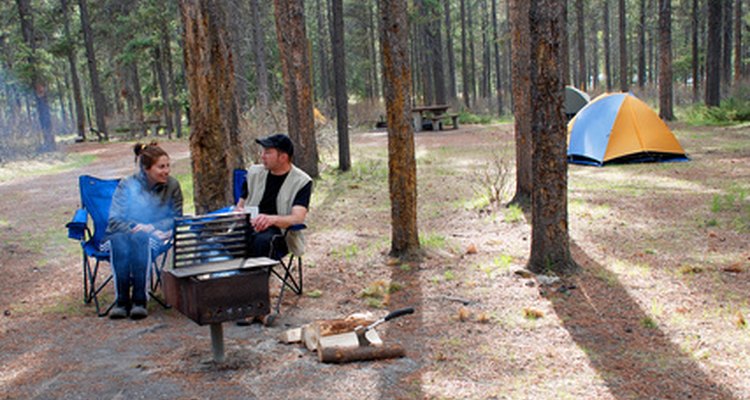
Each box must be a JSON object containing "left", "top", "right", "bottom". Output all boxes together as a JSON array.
[{"left": 236, "top": 133, "right": 312, "bottom": 258}]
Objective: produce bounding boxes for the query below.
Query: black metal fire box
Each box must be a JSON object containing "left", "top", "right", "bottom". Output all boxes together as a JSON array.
[{"left": 162, "top": 211, "right": 278, "bottom": 362}]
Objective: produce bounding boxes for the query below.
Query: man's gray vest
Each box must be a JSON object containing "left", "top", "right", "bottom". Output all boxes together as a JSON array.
[{"left": 245, "top": 164, "right": 312, "bottom": 255}]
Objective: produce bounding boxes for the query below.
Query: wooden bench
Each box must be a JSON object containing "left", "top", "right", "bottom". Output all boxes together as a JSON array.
[{"left": 430, "top": 113, "right": 459, "bottom": 130}]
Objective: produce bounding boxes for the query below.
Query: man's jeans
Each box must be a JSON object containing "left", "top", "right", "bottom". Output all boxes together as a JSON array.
[
  {"left": 249, "top": 227, "right": 286, "bottom": 258},
  {"left": 109, "top": 231, "right": 150, "bottom": 308}
]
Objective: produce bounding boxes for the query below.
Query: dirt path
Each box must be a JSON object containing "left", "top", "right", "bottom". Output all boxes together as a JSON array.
[{"left": 1, "top": 125, "right": 749, "bottom": 399}]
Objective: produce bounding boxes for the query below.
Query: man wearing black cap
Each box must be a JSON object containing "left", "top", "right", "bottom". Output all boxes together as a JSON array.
[{"left": 236, "top": 133, "right": 313, "bottom": 258}]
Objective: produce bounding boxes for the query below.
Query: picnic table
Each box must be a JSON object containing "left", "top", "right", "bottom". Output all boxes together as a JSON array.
[{"left": 411, "top": 104, "right": 459, "bottom": 131}]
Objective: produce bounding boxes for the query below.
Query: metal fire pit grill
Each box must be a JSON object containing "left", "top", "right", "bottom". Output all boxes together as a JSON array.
[{"left": 163, "top": 211, "right": 278, "bottom": 362}]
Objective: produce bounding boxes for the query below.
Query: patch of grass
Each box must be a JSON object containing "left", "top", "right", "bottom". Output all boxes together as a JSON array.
[
  {"left": 678, "top": 264, "right": 704, "bottom": 275},
  {"left": 331, "top": 243, "right": 360, "bottom": 261},
  {"left": 399, "top": 264, "right": 412, "bottom": 272},
  {"left": 640, "top": 316, "right": 658, "bottom": 329},
  {"left": 359, "top": 280, "right": 401, "bottom": 307},
  {"left": 174, "top": 172, "right": 195, "bottom": 214},
  {"left": 683, "top": 99, "right": 750, "bottom": 126},
  {"left": 457, "top": 111, "right": 499, "bottom": 125},
  {"left": 504, "top": 203, "right": 524, "bottom": 223},
  {"left": 420, "top": 232, "right": 448, "bottom": 250},
  {"left": 443, "top": 270, "right": 455, "bottom": 281}
]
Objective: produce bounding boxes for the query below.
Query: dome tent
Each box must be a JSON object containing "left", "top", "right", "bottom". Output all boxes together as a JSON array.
[
  {"left": 567, "top": 92, "right": 689, "bottom": 166},
  {"left": 564, "top": 85, "right": 590, "bottom": 118}
]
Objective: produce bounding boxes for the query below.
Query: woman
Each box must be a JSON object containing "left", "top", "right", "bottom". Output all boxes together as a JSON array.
[{"left": 105, "top": 142, "right": 183, "bottom": 320}]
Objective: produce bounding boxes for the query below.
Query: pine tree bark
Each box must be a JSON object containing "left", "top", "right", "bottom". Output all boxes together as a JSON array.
[
  {"left": 468, "top": 0, "right": 477, "bottom": 106},
  {"left": 316, "top": 0, "right": 331, "bottom": 107},
  {"left": 429, "top": 2, "right": 446, "bottom": 105},
  {"left": 638, "top": 0, "right": 646, "bottom": 89},
  {"left": 61, "top": 0, "right": 85, "bottom": 141},
  {"left": 576, "top": 0, "right": 587, "bottom": 90},
  {"left": 619, "top": 0, "right": 629, "bottom": 91},
  {"left": 78, "top": 0, "right": 108, "bottom": 140},
  {"left": 249, "top": 0, "right": 270, "bottom": 108},
  {"left": 492, "top": 0, "right": 503, "bottom": 115},
  {"left": 16, "top": 0, "right": 54, "bottom": 151},
  {"left": 706, "top": 0, "right": 722, "bottom": 106},
  {"left": 509, "top": 0, "right": 532, "bottom": 208},
  {"left": 734, "top": 0, "right": 743, "bottom": 82},
  {"left": 379, "top": 0, "right": 421, "bottom": 260},
  {"left": 658, "top": 0, "right": 674, "bottom": 121},
  {"left": 368, "top": 1, "right": 380, "bottom": 100},
  {"left": 445, "top": 0, "right": 457, "bottom": 100},
  {"left": 154, "top": 45, "right": 174, "bottom": 137},
  {"left": 722, "top": 0, "right": 733, "bottom": 89},
  {"left": 331, "top": 0, "right": 350, "bottom": 171},
  {"left": 274, "top": 0, "right": 319, "bottom": 177},
  {"left": 528, "top": 0, "right": 576, "bottom": 274},
  {"left": 692, "top": 0, "right": 700, "bottom": 102},
  {"left": 460, "top": 0, "right": 470, "bottom": 108},
  {"left": 179, "top": 0, "right": 245, "bottom": 213},
  {"left": 161, "top": 25, "right": 181, "bottom": 138},
  {"left": 604, "top": 0, "right": 613, "bottom": 91}
]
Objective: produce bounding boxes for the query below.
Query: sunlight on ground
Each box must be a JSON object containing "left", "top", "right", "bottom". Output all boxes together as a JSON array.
[{"left": 0, "top": 154, "right": 96, "bottom": 183}]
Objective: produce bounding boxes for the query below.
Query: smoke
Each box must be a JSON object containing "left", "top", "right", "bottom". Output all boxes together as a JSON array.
[{"left": 0, "top": 67, "right": 74, "bottom": 162}]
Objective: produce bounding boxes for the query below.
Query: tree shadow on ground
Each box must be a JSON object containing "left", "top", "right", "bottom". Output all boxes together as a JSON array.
[
  {"left": 376, "top": 257, "right": 425, "bottom": 399},
  {"left": 544, "top": 242, "right": 738, "bottom": 400}
]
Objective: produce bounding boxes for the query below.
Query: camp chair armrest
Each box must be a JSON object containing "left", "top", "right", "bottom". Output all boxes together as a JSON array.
[
  {"left": 287, "top": 224, "right": 306, "bottom": 232},
  {"left": 66, "top": 208, "right": 89, "bottom": 241}
]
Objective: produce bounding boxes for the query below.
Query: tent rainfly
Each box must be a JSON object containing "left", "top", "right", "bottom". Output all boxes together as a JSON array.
[{"left": 567, "top": 92, "right": 689, "bottom": 166}]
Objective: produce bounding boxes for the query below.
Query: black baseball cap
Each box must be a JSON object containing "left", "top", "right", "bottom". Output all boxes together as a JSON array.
[{"left": 255, "top": 133, "right": 294, "bottom": 157}]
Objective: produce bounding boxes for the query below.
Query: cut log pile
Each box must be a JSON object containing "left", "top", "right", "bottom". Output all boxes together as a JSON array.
[{"left": 279, "top": 312, "right": 405, "bottom": 363}]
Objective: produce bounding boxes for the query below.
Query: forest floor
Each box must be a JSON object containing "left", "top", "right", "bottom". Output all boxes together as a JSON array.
[{"left": 0, "top": 121, "right": 749, "bottom": 399}]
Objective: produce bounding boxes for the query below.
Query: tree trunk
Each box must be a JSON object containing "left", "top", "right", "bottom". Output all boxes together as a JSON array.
[
  {"left": 576, "top": 0, "right": 587, "bottom": 90},
  {"left": 79, "top": 0, "right": 108, "bottom": 140},
  {"left": 604, "top": 0, "right": 613, "bottom": 91},
  {"left": 692, "top": 0, "right": 700, "bottom": 102},
  {"left": 179, "top": 0, "right": 245, "bottom": 214},
  {"left": 273, "top": 0, "right": 319, "bottom": 178},
  {"left": 379, "top": 0, "right": 421, "bottom": 260},
  {"left": 619, "top": 0, "right": 629, "bottom": 91},
  {"left": 227, "top": 0, "right": 250, "bottom": 113},
  {"left": 658, "top": 0, "right": 674, "bottom": 120},
  {"left": 368, "top": 1, "right": 381, "bottom": 101},
  {"left": 316, "top": 0, "right": 331, "bottom": 107},
  {"left": 492, "top": 0, "right": 503, "bottom": 115},
  {"left": 16, "top": 0, "right": 55, "bottom": 151},
  {"left": 528, "top": 0, "right": 576, "bottom": 275},
  {"left": 509, "top": 0, "right": 532, "bottom": 208},
  {"left": 734, "top": 0, "right": 743, "bottom": 82},
  {"left": 722, "top": 0, "right": 733, "bottom": 89},
  {"left": 120, "top": 60, "right": 145, "bottom": 136},
  {"left": 161, "top": 25, "right": 181, "bottom": 138},
  {"left": 445, "top": 0, "right": 457, "bottom": 100},
  {"left": 706, "top": 0, "right": 722, "bottom": 106},
  {"left": 429, "top": 2, "right": 447, "bottom": 105},
  {"left": 638, "top": 0, "right": 646, "bottom": 89},
  {"left": 468, "top": 0, "right": 477, "bottom": 106},
  {"left": 460, "top": 0, "right": 470, "bottom": 108},
  {"left": 154, "top": 45, "right": 174, "bottom": 137},
  {"left": 250, "top": 0, "right": 270, "bottom": 108},
  {"left": 61, "top": 0, "right": 85, "bottom": 141},
  {"left": 560, "top": 0, "right": 569, "bottom": 85},
  {"left": 331, "top": 0, "right": 350, "bottom": 171}
]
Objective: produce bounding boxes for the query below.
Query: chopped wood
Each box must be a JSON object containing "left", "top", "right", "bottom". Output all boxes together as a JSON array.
[
  {"left": 301, "top": 324, "right": 318, "bottom": 351},
  {"left": 279, "top": 327, "right": 302, "bottom": 344},
  {"left": 319, "top": 343, "right": 405, "bottom": 363},
  {"left": 317, "top": 329, "right": 382, "bottom": 351}
]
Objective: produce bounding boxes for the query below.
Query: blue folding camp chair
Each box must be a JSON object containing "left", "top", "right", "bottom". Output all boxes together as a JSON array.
[
  {"left": 66, "top": 175, "right": 171, "bottom": 317},
  {"left": 232, "top": 168, "right": 306, "bottom": 324}
]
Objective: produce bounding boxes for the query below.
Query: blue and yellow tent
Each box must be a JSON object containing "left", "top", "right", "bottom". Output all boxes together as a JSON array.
[{"left": 567, "top": 93, "right": 689, "bottom": 166}]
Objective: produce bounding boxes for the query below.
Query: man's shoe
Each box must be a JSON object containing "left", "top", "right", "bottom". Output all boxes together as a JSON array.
[
  {"left": 130, "top": 305, "right": 148, "bottom": 320},
  {"left": 109, "top": 306, "right": 128, "bottom": 319}
]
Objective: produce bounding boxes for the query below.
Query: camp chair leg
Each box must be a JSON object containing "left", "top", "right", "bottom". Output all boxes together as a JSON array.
[{"left": 148, "top": 250, "right": 172, "bottom": 309}]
